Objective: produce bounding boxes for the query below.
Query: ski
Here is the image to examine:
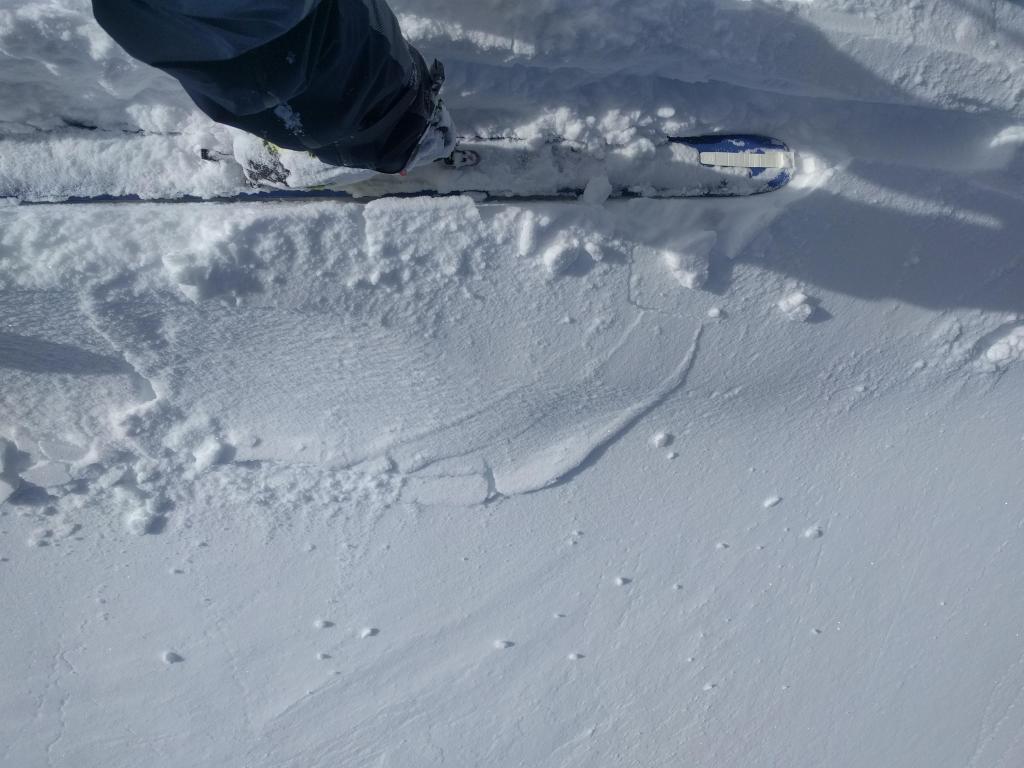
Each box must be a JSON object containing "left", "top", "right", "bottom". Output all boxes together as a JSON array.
[{"left": 1, "top": 132, "right": 794, "bottom": 203}]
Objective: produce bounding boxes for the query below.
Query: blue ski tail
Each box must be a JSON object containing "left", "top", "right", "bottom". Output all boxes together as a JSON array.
[{"left": 668, "top": 134, "right": 794, "bottom": 190}]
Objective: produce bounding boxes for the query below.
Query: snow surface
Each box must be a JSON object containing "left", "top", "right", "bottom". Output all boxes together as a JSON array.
[{"left": 3, "top": 1, "right": 1024, "bottom": 767}]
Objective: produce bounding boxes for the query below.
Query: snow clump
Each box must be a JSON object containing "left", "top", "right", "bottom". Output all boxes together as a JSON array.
[
  {"left": 193, "top": 436, "right": 230, "bottom": 471},
  {"left": 980, "top": 325, "right": 1024, "bottom": 370},
  {"left": 661, "top": 230, "right": 716, "bottom": 290},
  {"left": 542, "top": 241, "right": 580, "bottom": 275},
  {"left": 778, "top": 291, "right": 815, "bottom": 322},
  {"left": 650, "top": 431, "right": 673, "bottom": 448},
  {"left": 118, "top": 488, "right": 162, "bottom": 536}
]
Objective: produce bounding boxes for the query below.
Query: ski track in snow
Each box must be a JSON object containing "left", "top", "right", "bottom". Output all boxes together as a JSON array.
[{"left": 4, "top": 1, "right": 1024, "bottom": 767}]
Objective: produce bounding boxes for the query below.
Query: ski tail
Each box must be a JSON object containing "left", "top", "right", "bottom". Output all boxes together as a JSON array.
[{"left": 668, "top": 134, "right": 795, "bottom": 190}]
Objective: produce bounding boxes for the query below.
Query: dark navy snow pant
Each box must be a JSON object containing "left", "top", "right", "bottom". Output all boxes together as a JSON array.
[{"left": 92, "top": 0, "right": 442, "bottom": 173}]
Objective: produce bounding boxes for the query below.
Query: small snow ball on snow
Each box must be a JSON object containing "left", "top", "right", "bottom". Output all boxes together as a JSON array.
[
  {"left": 314, "top": 618, "right": 335, "bottom": 629},
  {"left": 542, "top": 240, "right": 579, "bottom": 276},
  {"left": 707, "top": 307, "right": 724, "bottom": 319},
  {"left": 663, "top": 250, "right": 707, "bottom": 290},
  {"left": 568, "top": 653, "right": 585, "bottom": 661},
  {"left": 493, "top": 639, "right": 515, "bottom": 649},
  {"left": 162, "top": 651, "right": 184, "bottom": 664},
  {"left": 193, "top": 436, "right": 230, "bottom": 471},
  {"left": 615, "top": 576, "right": 632, "bottom": 586},
  {"left": 777, "top": 292, "right": 816, "bottom": 322},
  {"left": 802, "top": 525, "right": 825, "bottom": 540},
  {"left": 650, "top": 431, "right": 673, "bottom": 448},
  {"left": 763, "top": 495, "right": 782, "bottom": 508},
  {"left": 360, "top": 627, "right": 379, "bottom": 639}
]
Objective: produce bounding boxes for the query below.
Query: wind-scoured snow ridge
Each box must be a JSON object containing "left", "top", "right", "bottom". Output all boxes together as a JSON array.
[{"left": 489, "top": 324, "right": 703, "bottom": 495}]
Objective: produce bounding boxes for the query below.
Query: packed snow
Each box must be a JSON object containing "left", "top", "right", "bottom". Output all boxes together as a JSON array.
[{"left": 3, "top": 1, "right": 1024, "bottom": 767}]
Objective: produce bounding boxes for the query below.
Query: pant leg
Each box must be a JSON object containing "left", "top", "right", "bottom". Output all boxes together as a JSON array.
[{"left": 93, "top": 0, "right": 441, "bottom": 174}]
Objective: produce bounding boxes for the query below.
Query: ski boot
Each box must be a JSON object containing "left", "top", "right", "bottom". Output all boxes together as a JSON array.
[{"left": 440, "top": 147, "right": 481, "bottom": 168}]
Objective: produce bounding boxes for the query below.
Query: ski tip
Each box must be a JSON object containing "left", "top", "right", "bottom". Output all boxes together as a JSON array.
[{"left": 668, "top": 134, "right": 795, "bottom": 192}]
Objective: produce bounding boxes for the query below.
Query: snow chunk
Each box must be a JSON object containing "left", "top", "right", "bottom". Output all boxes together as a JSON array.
[
  {"left": 116, "top": 485, "right": 164, "bottom": 537},
  {"left": 493, "top": 639, "right": 515, "bottom": 649},
  {"left": 661, "top": 231, "right": 716, "bottom": 290},
  {"left": 164, "top": 414, "right": 234, "bottom": 475},
  {"left": 582, "top": 175, "right": 613, "bottom": 205},
  {"left": 162, "top": 651, "right": 184, "bottom": 665},
  {"left": 649, "top": 432, "right": 673, "bottom": 448},
  {"left": 123, "top": 500, "right": 161, "bottom": 536},
  {"left": 38, "top": 439, "right": 88, "bottom": 463},
  {"left": 803, "top": 525, "right": 825, "bottom": 540},
  {"left": 542, "top": 239, "right": 581, "bottom": 276},
  {"left": 361, "top": 627, "right": 379, "bottom": 639},
  {"left": 21, "top": 461, "right": 71, "bottom": 488},
  {"left": 778, "top": 291, "right": 815, "bottom": 322},
  {"left": 517, "top": 211, "right": 538, "bottom": 257},
  {"left": 763, "top": 495, "right": 782, "bottom": 508},
  {"left": 981, "top": 326, "right": 1024, "bottom": 370},
  {"left": 193, "top": 436, "right": 230, "bottom": 472},
  {"left": 663, "top": 252, "right": 705, "bottom": 289}
]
